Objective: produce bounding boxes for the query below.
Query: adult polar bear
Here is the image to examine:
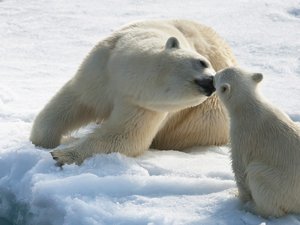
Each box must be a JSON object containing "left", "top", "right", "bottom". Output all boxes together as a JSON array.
[{"left": 30, "top": 20, "right": 236, "bottom": 165}]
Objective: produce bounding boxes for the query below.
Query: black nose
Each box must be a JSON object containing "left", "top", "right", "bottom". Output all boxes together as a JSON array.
[{"left": 194, "top": 76, "right": 216, "bottom": 96}]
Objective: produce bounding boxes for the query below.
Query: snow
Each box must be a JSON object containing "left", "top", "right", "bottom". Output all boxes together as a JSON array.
[{"left": 0, "top": 0, "right": 300, "bottom": 224}]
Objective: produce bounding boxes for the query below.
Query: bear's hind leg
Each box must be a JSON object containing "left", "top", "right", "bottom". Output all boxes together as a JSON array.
[
  {"left": 30, "top": 81, "right": 97, "bottom": 148},
  {"left": 246, "top": 162, "right": 291, "bottom": 217}
]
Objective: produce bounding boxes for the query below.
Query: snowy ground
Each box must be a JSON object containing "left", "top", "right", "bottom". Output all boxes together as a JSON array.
[{"left": 1, "top": 0, "right": 300, "bottom": 224}]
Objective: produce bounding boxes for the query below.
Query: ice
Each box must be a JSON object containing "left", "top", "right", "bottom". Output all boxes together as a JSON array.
[
  {"left": 1, "top": 0, "right": 300, "bottom": 224},
  {"left": 288, "top": 7, "right": 300, "bottom": 18}
]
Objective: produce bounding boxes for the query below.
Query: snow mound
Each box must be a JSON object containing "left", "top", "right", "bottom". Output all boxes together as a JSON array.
[{"left": 1, "top": 147, "right": 300, "bottom": 225}]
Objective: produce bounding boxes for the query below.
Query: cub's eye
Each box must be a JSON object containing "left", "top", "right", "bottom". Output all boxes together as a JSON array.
[{"left": 198, "top": 60, "right": 208, "bottom": 68}]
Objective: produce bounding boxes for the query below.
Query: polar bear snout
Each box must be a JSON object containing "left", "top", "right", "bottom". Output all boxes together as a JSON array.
[{"left": 194, "top": 76, "right": 216, "bottom": 96}]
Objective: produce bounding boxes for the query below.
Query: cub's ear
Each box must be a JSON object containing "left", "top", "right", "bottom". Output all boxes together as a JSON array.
[
  {"left": 165, "top": 37, "right": 180, "bottom": 49},
  {"left": 220, "top": 83, "right": 231, "bottom": 94},
  {"left": 252, "top": 73, "right": 263, "bottom": 83}
]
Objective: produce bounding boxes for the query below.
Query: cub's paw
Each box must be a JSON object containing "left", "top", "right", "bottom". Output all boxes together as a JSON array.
[{"left": 50, "top": 149, "right": 83, "bottom": 167}]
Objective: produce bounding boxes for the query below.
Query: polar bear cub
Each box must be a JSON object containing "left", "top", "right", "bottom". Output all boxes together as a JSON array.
[{"left": 214, "top": 67, "right": 300, "bottom": 217}]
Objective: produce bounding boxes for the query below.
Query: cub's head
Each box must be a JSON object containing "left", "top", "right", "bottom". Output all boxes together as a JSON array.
[{"left": 214, "top": 67, "right": 263, "bottom": 107}]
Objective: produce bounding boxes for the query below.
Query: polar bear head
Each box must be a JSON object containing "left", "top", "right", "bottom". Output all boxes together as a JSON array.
[
  {"left": 214, "top": 67, "right": 263, "bottom": 108},
  {"left": 109, "top": 36, "right": 216, "bottom": 112}
]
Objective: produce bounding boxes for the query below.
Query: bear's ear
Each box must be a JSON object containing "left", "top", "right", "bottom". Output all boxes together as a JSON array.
[
  {"left": 220, "top": 83, "right": 231, "bottom": 94},
  {"left": 252, "top": 73, "right": 263, "bottom": 83},
  {"left": 165, "top": 37, "right": 180, "bottom": 49}
]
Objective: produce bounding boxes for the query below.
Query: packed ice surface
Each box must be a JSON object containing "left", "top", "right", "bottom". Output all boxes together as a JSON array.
[{"left": 0, "top": 0, "right": 300, "bottom": 224}]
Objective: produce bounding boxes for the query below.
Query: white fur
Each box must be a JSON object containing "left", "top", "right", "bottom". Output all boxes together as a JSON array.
[
  {"left": 214, "top": 67, "right": 300, "bottom": 217},
  {"left": 30, "top": 20, "right": 236, "bottom": 165}
]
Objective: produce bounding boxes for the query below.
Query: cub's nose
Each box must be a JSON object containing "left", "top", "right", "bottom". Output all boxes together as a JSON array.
[{"left": 194, "top": 76, "right": 216, "bottom": 96}]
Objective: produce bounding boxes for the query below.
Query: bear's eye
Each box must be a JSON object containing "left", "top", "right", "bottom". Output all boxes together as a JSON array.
[{"left": 198, "top": 60, "right": 208, "bottom": 68}]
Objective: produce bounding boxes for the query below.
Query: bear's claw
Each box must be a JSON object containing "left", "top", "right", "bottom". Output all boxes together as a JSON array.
[{"left": 50, "top": 149, "right": 83, "bottom": 167}]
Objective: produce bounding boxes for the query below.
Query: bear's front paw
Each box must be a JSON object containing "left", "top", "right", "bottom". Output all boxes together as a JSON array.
[{"left": 51, "top": 149, "right": 83, "bottom": 167}]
